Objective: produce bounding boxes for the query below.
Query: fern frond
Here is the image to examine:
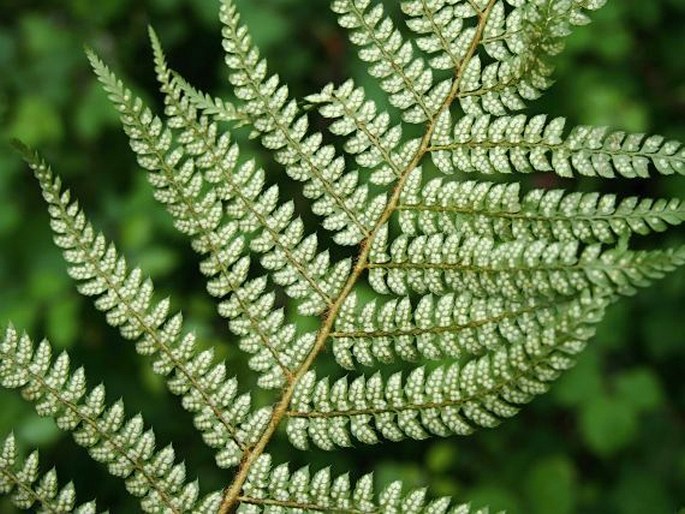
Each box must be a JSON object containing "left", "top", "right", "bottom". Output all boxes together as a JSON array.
[
  {"left": 401, "top": 0, "right": 482, "bottom": 72},
  {"left": 87, "top": 52, "right": 319, "bottom": 389},
  {"left": 167, "top": 70, "right": 248, "bottom": 126},
  {"left": 0, "top": 434, "right": 100, "bottom": 514},
  {"left": 430, "top": 113, "right": 685, "bottom": 177},
  {"left": 332, "top": 0, "right": 452, "bottom": 124},
  {"left": 332, "top": 291, "right": 585, "bottom": 368},
  {"left": 236, "top": 454, "right": 486, "bottom": 514},
  {"left": 0, "top": 326, "right": 222, "bottom": 513},
  {"left": 171, "top": 74, "right": 248, "bottom": 129},
  {"left": 220, "top": 0, "right": 385, "bottom": 246},
  {"left": 287, "top": 294, "right": 605, "bottom": 450},
  {"left": 5, "top": 1, "right": 684, "bottom": 512},
  {"left": 399, "top": 168, "right": 685, "bottom": 243},
  {"left": 150, "top": 28, "right": 346, "bottom": 316},
  {"left": 17, "top": 144, "right": 265, "bottom": 469},
  {"left": 308, "top": 80, "right": 418, "bottom": 187},
  {"left": 368, "top": 228, "right": 685, "bottom": 298},
  {"left": 458, "top": 0, "right": 606, "bottom": 115}
]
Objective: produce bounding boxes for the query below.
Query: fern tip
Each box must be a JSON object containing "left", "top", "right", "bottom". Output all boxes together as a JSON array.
[
  {"left": 9, "top": 139, "right": 46, "bottom": 173},
  {"left": 9, "top": 138, "right": 31, "bottom": 159},
  {"left": 148, "top": 26, "right": 163, "bottom": 57},
  {"left": 84, "top": 47, "right": 109, "bottom": 78},
  {"left": 83, "top": 45, "right": 97, "bottom": 62}
]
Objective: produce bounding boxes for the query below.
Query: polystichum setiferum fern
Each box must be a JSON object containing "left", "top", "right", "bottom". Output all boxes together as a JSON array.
[{"left": 3, "top": 0, "right": 685, "bottom": 512}]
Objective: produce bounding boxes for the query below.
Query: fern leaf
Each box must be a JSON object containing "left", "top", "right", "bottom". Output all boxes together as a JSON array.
[
  {"left": 171, "top": 73, "right": 247, "bottom": 129},
  {"left": 4, "top": 1, "right": 684, "bottom": 513},
  {"left": 0, "top": 434, "right": 100, "bottom": 514},
  {"left": 17, "top": 144, "right": 265, "bottom": 469},
  {"left": 236, "top": 453, "right": 487, "bottom": 514},
  {"left": 308, "top": 80, "right": 419, "bottom": 187},
  {"left": 0, "top": 326, "right": 221, "bottom": 513},
  {"left": 287, "top": 293, "right": 606, "bottom": 449},
  {"left": 399, "top": 168, "right": 685, "bottom": 243},
  {"left": 332, "top": 0, "right": 452, "bottom": 124},
  {"left": 430, "top": 113, "right": 685, "bottom": 177},
  {"left": 87, "top": 52, "right": 316, "bottom": 389},
  {"left": 150, "top": 28, "right": 346, "bottom": 316},
  {"left": 167, "top": 70, "right": 248, "bottom": 126},
  {"left": 220, "top": 0, "right": 385, "bottom": 246},
  {"left": 458, "top": 0, "right": 606, "bottom": 115},
  {"left": 401, "top": 0, "right": 481, "bottom": 72},
  {"left": 369, "top": 227, "right": 685, "bottom": 298},
  {"left": 332, "top": 291, "right": 587, "bottom": 368}
]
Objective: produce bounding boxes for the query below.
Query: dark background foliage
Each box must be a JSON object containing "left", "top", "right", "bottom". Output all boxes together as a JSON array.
[{"left": 0, "top": 1, "right": 684, "bottom": 513}]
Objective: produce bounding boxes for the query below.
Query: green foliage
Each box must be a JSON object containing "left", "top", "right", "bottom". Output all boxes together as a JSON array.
[
  {"left": 0, "top": 433, "right": 98, "bottom": 513},
  {"left": 1, "top": 0, "right": 684, "bottom": 513},
  {"left": 0, "top": 325, "right": 221, "bottom": 512}
]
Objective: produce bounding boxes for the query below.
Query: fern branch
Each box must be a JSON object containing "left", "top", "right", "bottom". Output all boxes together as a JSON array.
[
  {"left": 401, "top": 0, "right": 483, "bottom": 72},
  {"left": 87, "top": 51, "right": 309, "bottom": 389},
  {"left": 15, "top": 142, "right": 270, "bottom": 469},
  {"left": 457, "top": 0, "right": 607, "bottom": 115},
  {"left": 150, "top": 28, "right": 340, "bottom": 315},
  {"left": 5, "top": 2, "right": 681, "bottom": 514},
  {"left": 308, "top": 79, "right": 425, "bottom": 188},
  {"left": 0, "top": 326, "right": 222, "bottom": 513},
  {"left": 286, "top": 294, "right": 606, "bottom": 449},
  {"left": 398, "top": 168, "right": 685, "bottom": 243},
  {"left": 219, "top": 2, "right": 500, "bottom": 511},
  {"left": 221, "top": 0, "right": 383, "bottom": 246},
  {"left": 332, "top": 0, "right": 448, "bottom": 123},
  {"left": 368, "top": 231, "right": 685, "bottom": 298},
  {"left": 430, "top": 113, "right": 685, "bottom": 177},
  {"left": 0, "top": 434, "right": 99, "bottom": 514},
  {"left": 236, "top": 454, "right": 483, "bottom": 514},
  {"left": 331, "top": 291, "right": 581, "bottom": 368},
  {"left": 168, "top": 71, "right": 248, "bottom": 125}
]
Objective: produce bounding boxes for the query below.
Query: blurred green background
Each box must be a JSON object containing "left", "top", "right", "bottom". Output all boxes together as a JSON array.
[{"left": 1, "top": 0, "right": 685, "bottom": 513}]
